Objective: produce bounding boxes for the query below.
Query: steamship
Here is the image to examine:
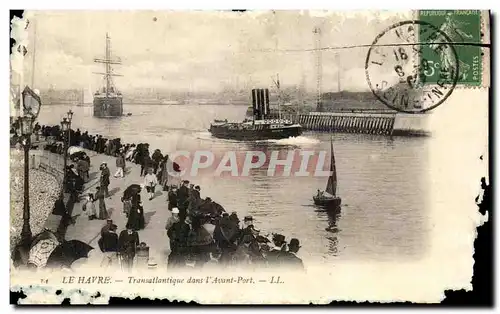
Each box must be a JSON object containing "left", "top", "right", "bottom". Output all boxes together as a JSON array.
[
  {"left": 209, "top": 87, "right": 302, "bottom": 141},
  {"left": 93, "top": 33, "right": 123, "bottom": 118}
]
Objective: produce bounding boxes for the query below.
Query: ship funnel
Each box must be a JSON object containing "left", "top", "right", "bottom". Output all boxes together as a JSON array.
[{"left": 251, "top": 88, "right": 270, "bottom": 120}]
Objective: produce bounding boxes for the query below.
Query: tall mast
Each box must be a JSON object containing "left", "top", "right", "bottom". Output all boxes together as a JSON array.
[
  {"left": 94, "top": 33, "right": 122, "bottom": 97},
  {"left": 105, "top": 33, "right": 110, "bottom": 97}
]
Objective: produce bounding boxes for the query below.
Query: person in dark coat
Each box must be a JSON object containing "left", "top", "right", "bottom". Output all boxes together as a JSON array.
[
  {"left": 118, "top": 227, "right": 140, "bottom": 271},
  {"left": 126, "top": 202, "right": 145, "bottom": 231},
  {"left": 187, "top": 215, "right": 215, "bottom": 268},
  {"left": 177, "top": 181, "right": 190, "bottom": 220},
  {"left": 83, "top": 154, "right": 91, "bottom": 179},
  {"left": 65, "top": 167, "right": 80, "bottom": 203},
  {"left": 95, "top": 186, "right": 108, "bottom": 220},
  {"left": 99, "top": 224, "right": 119, "bottom": 269},
  {"left": 100, "top": 162, "right": 111, "bottom": 197},
  {"left": 214, "top": 212, "right": 240, "bottom": 265},
  {"left": 76, "top": 157, "right": 90, "bottom": 183},
  {"left": 168, "top": 186, "right": 178, "bottom": 211},
  {"left": 140, "top": 149, "right": 151, "bottom": 177},
  {"left": 187, "top": 185, "right": 202, "bottom": 215},
  {"left": 52, "top": 197, "right": 75, "bottom": 226},
  {"left": 151, "top": 149, "right": 163, "bottom": 174},
  {"left": 167, "top": 216, "right": 191, "bottom": 269},
  {"left": 100, "top": 219, "right": 114, "bottom": 236},
  {"left": 278, "top": 238, "right": 304, "bottom": 270},
  {"left": 158, "top": 155, "right": 170, "bottom": 191}
]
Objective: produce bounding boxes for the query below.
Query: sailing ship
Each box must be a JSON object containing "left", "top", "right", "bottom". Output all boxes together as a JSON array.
[
  {"left": 313, "top": 138, "right": 342, "bottom": 208},
  {"left": 93, "top": 33, "right": 123, "bottom": 118},
  {"left": 209, "top": 77, "right": 302, "bottom": 141}
]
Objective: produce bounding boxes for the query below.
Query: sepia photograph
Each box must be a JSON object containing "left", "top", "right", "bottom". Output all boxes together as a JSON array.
[{"left": 9, "top": 8, "right": 490, "bottom": 304}]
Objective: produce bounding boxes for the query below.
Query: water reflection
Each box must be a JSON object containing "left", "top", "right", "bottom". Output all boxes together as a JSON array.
[{"left": 319, "top": 208, "right": 342, "bottom": 256}]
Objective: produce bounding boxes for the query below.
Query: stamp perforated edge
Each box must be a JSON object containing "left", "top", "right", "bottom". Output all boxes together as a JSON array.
[{"left": 411, "top": 10, "right": 490, "bottom": 90}]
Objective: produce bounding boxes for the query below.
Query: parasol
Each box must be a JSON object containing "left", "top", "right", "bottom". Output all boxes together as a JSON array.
[
  {"left": 123, "top": 184, "right": 141, "bottom": 199},
  {"left": 45, "top": 240, "right": 94, "bottom": 269},
  {"left": 27, "top": 231, "right": 61, "bottom": 268},
  {"left": 68, "top": 146, "right": 84, "bottom": 156}
]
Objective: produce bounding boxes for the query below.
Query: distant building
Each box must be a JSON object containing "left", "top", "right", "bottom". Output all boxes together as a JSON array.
[
  {"left": 319, "top": 91, "right": 388, "bottom": 111},
  {"left": 40, "top": 88, "right": 82, "bottom": 105}
]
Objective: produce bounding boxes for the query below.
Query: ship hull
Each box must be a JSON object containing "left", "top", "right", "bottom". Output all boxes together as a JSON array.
[
  {"left": 93, "top": 96, "right": 123, "bottom": 118},
  {"left": 209, "top": 124, "right": 302, "bottom": 141}
]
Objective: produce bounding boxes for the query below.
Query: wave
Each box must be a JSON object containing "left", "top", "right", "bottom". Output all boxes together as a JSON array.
[{"left": 261, "top": 136, "right": 321, "bottom": 146}]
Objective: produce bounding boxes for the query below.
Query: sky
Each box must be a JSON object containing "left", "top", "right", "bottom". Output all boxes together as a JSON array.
[{"left": 12, "top": 10, "right": 411, "bottom": 93}]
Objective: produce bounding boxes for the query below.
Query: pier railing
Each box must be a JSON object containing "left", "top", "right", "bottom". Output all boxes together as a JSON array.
[
  {"left": 30, "top": 150, "right": 65, "bottom": 185},
  {"left": 270, "top": 111, "right": 430, "bottom": 137}
]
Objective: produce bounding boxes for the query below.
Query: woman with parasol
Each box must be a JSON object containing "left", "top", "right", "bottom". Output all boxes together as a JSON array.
[
  {"left": 122, "top": 184, "right": 141, "bottom": 218},
  {"left": 126, "top": 201, "right": 145, "bottom": 231}
]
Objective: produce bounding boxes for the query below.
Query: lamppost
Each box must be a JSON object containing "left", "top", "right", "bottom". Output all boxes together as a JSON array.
[
  {"left": 60, "top": 109, "right": 73, "bottom": 190},
  {"left": 18, "top": 86, "right": 42, "bottom": 248},
  {"left": 66, "top": 109, "right": 73, "bottom": 146},
  {"left": 61, "top": 117, "right": 70, "bottom": 188}
]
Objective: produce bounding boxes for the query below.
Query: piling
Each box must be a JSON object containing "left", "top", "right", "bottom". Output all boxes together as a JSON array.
[{"left": 291, "top": 111, "right": 427, "bottom": 136}]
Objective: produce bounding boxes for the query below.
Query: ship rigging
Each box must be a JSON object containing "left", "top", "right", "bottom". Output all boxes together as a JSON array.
[{"left": 93, "top": 33, "right": 123, "bottom": 118}]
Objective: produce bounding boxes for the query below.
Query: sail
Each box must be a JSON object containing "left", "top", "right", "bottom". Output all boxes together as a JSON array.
[{"left": 325, "top": 139, "right": 337, "bottom": 196}]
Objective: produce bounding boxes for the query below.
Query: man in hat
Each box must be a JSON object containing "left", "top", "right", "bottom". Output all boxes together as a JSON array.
[
  {"left": 279, "top": 238, "right": 304, "bottom": 270},
  {"left": 99, "top": 224, "right": 119, "bottom": 269},
  {"left": 165, "top": 208, "right": 180, "bottom": 231},
  {"left": 266, "top": 234, "right": 287, "bottom": 266},
  {"left": 101, "top": 219, "right": 114, "bottom": 236},
  {"left": 118, "top": 226, "right": 140, "bottom": 271},
  {"left": 100, "top": 162, "right": 111, "bottom": 198},
  {"left": 238, "top": 216, "right": 259, "bottom": 245},
  {"left": 167, "top": 215, "right": 191, "bottom": 269}
]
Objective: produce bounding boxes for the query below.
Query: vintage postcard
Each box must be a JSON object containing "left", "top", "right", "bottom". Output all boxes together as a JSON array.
[{"left": 9, "top": 10, "right": 490, "bottom": 304}]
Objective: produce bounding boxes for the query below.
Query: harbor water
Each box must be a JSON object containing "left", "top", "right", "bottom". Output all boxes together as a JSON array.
[{"left": 38, "top": 104, "right": 430, "bottom": 265}]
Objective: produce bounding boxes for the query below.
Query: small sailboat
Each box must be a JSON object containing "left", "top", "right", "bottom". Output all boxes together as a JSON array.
[{"left": 313, "top": 138, "right": 342, "bottom": 208}]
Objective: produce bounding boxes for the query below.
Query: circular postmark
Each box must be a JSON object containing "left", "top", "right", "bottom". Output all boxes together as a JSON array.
[{"left": 365, "top": 20, "right": 459, "bottom": 113}]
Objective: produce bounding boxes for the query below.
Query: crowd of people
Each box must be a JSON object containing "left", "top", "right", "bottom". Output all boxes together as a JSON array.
[
  {"left": 36, "top": 123, "right": 304, "bottom": 271},
  {"left": 38, "top": 123, "right": 178, "bottom": 204}
]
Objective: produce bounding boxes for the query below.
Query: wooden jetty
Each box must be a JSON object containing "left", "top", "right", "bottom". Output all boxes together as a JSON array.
[{"left": 272, "top": 110, "right": 431, "bottom": 137}]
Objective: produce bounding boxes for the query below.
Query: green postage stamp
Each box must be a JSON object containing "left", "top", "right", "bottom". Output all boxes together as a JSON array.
[{"left": 418, "top": 10, "right": 484, "bottom": 87}]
